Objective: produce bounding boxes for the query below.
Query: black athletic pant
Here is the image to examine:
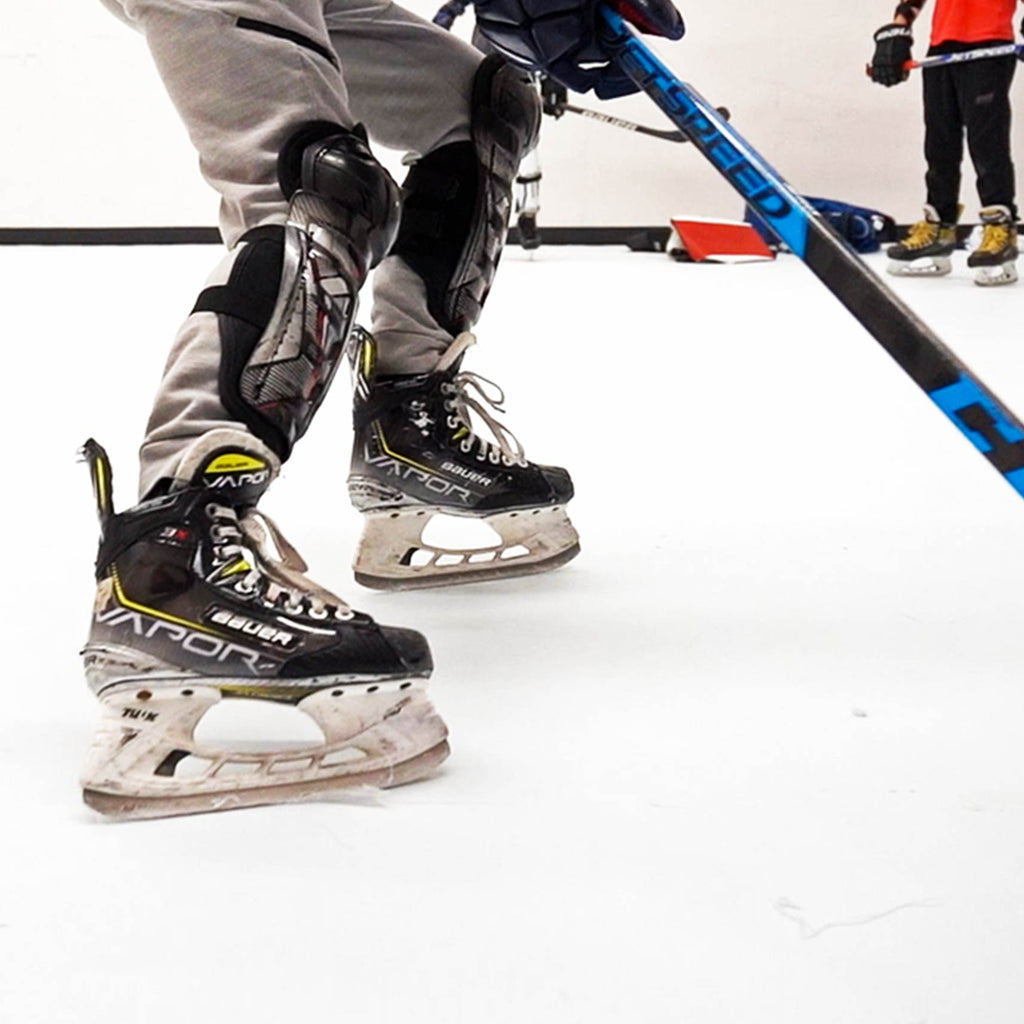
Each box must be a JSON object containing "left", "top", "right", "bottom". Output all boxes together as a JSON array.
[{"left": 922, "top": 47, "right": 1018, "bottom": 223}]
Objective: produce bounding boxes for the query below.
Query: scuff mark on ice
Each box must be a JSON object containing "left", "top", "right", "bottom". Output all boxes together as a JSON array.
[{"left": 774, "top": 896, "right": 942, "bottom": 939}]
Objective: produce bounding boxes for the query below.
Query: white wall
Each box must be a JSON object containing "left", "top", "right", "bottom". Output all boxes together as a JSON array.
[{"left": 2, "top": 0, "right": 1018, "bottom": 228}]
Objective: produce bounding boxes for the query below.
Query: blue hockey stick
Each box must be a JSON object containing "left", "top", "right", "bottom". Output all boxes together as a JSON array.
[
  {"left": 865, "top": 42, "right": 1024, "bottom": 77},
  {"left": 910, "top": 42, "right": 1023, "bottom": 70},
  {"left": 598, "top": 5, "right": 1024, "bottom": 501}
]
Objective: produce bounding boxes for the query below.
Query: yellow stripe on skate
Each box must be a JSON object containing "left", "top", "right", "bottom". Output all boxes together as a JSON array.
[
  {"left": 94, "top": 457, "right": 111, "bottom": 513},
  {"left": 374, "top": 422, "right": 437, "bottom": 476},
  {"left": 110, "top": 565, "right": 224, "bottom": 637}
]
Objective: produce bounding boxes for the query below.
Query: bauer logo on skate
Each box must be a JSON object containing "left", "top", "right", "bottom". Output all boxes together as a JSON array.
[
  {"left": 440, "top": 461, "right": 495, "bottom": 487},
  {"left": 208, "top": 607, "right": 298, "bottom": 649}
]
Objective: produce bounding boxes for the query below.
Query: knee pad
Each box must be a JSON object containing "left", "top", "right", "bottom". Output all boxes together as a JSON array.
[
  {"left": 390, "top": 55, "right": 541, "bottom": 336},
  {"left": 278, "top": 121, "right": 402, "bottom": 272},
  {"left": 194, "top": 124, "right": 400, "bottom": 459}
]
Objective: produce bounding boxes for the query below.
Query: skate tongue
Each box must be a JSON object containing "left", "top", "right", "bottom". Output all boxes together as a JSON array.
[
  {"left": 189, "top": 449, "right": 274, "bottom": 506},
  {"left": 171, "top": 431, "right": 280, "bottom": 507}
]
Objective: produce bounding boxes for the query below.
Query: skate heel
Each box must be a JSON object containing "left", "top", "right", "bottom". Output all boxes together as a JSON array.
[
  {"left": 353, "top": 505, "right": 580, "bottom": 590},
  {"left": 80, "top": 680, "right": 449, "bottom": 820}
]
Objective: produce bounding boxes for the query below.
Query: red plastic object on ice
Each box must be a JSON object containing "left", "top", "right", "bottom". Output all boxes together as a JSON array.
[{"left": 668, "top": 218, "right": 775, "bottom": 262}]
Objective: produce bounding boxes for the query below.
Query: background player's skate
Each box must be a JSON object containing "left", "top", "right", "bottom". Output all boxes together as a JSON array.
[
  {"left": 968, "top": 205, "right": 1019, "bottom": 286},
  {"left": 886, "top": 205, "right": 958, "bottom": 276},
  {"left": 514, "top": 144, "right": 543, "bottom": 250},
  {"left": 79, "top": 434, "right": 448, "bottom": 820},
  {"left": 348, "top": 329, "right": 579, "bottom": 590}
]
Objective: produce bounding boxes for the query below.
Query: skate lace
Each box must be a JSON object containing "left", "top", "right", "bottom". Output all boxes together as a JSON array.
[
  {"left": 903, "top": 219, "right": 940, "bottom": 250},
  {"left": 205, "top": 503, "right": 354, "bottom": 621},
  {"left": 435, "top": 332, "right": 529, "bottom": 468},
  {"left": 977, "top": 223, "right": 1011, "bottom": 254}
]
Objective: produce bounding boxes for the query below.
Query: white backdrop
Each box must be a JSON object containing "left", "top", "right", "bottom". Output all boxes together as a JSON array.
[{"left": 3, "top": 0, "right": 1021, "bottom": 228}]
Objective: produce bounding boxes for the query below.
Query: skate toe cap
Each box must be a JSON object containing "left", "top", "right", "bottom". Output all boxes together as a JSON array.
[
  {"left": 280, "top": 622, "right": 432, "bottom": 679},
  {"left": 539, "top": 464, "right": 574, "bottom": 503},
  {"left": 379, "top": 624, "right": 434, "bottom": 676}
]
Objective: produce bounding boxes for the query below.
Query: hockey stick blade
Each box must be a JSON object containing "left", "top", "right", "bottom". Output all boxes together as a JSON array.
[{"left": 598, "top": 6, "right": 1024, "bottom": 502}]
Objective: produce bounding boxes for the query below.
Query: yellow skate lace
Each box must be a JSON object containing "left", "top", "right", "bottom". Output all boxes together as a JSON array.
[
  {"left": 436, "top": 332, "right": 529, "bottom": 468},
  {"left": 902, "top": 219, "right": 940, "bottom": 250},
  {"left": 976, "top": 223, "right": 1012, "bottom": 255}
]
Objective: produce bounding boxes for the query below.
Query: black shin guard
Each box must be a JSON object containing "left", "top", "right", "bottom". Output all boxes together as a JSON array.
[{"left": 390, "top": 55, "right": 541, "bottom": 336}]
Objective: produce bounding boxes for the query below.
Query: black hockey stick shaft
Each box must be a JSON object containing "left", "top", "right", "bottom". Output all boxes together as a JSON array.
[
  {"left": 599, "top": 6, "right": 1024, "bottom": 501},
  {"left": 557, "top": 101, "right": 731, "bottom": 142}
]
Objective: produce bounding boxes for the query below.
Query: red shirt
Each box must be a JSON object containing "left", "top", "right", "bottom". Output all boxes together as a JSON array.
[{"left": 928, "top": 0, "right": 1018, "bottom": 45}]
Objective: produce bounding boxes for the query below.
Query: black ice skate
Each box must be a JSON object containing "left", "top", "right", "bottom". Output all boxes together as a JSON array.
[
  {"left": 967, "top": 205, "right": 1019, "bottom": 287},
  {"left": 79, "top": 431, "right": 448, "bottom": 820},
  {"left": 348, "top": 329, "right": 579, "bottom": 589},
  {"left": 886, "top": 204, "right": 958, "bottom": 277}
]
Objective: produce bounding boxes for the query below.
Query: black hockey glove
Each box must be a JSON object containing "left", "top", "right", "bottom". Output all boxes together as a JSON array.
[
  {"left": 472, "top": 0, "right": 685, "bottom": 99},
  {"left": 870, "top": 23, "right": 913, "bottom": 86}
]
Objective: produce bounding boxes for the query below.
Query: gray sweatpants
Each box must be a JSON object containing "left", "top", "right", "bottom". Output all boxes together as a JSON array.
[{"left": 100, "top": 0, "right": 484, "bottom": 497}]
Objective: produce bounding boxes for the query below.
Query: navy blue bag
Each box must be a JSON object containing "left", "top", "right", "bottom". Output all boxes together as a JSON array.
[{"left": 746, "top": 197, "right": 897, "bottom": 254}]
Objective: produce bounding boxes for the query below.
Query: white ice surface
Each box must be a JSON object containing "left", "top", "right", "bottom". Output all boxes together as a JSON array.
[{"left": 2, "top": 241, "right": 1024, "bottom": 1023}]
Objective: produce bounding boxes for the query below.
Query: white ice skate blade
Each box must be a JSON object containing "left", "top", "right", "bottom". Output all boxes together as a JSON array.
[
  {"left": 352, "top": 505, "right": 580, "bottom": 591},
  {"left": 80, "top": 681, "right": 449, "bottom": 820},
  {"left": 886, "top": 256, "right": 952, "bottom": 277},
  {"left": 974, "top": 262, "right": 1018, "bottom": 287}
]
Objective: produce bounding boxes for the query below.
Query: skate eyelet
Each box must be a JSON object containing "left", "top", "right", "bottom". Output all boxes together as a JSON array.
[
  {"left": 234, "top": 581, "right": 257, "bottom": 595},
  {"left": 460, "top": 442, "right": 472, "bottom": 454},
  {"left": 308, "top": 607, "right": 329, "bottom": 620},
  {"left": 335, "top": 609, "right": 355, "bottom": 621},
  {"left": 284, "top": 603, "right": 304, "bottom": 616}
]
